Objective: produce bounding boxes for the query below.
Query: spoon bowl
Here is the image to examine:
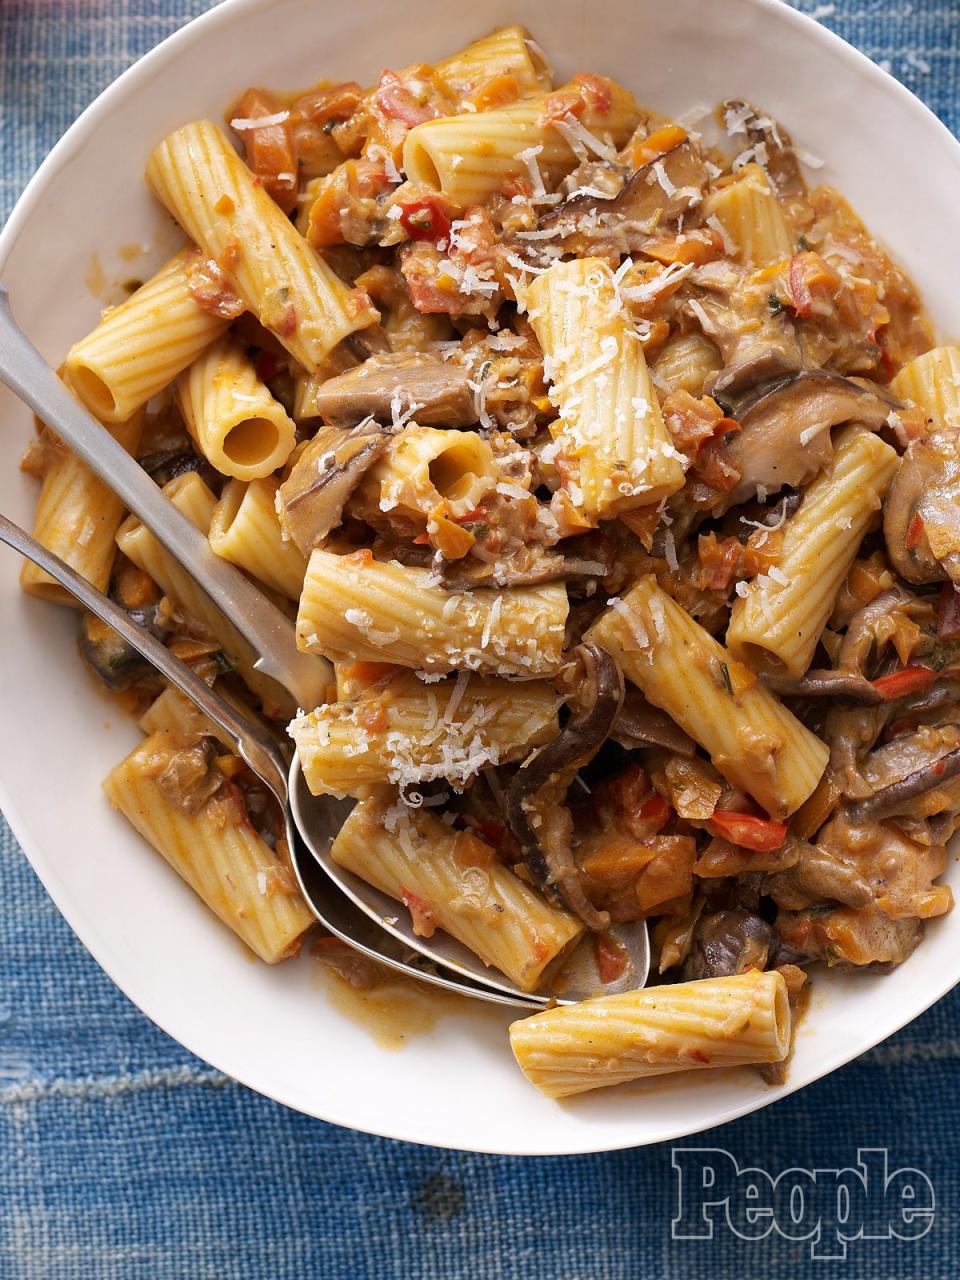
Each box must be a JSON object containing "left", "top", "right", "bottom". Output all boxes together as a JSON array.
[{"left": 289, "top": 754, "right": 650, "bottom": 1005}]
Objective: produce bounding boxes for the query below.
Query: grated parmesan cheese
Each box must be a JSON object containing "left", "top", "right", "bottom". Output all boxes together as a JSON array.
[{"left": 230, "top": 111, "right": 289, "bottom": 130}]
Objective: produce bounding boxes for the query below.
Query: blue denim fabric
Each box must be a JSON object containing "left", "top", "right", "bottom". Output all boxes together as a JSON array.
[{"left": 2, "top": 2, "right": 960, "bottom": 1276}]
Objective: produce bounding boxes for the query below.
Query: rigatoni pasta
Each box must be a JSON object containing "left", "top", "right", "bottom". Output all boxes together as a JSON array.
[
  {"left": 588, "top": 576, "right": 829, "bottom": 818},
  {"left": 402, "top": 80, "right": 638, "bottom": 207},
  {"left": 20, "top": 405, "right": 144, "bottom": 606},
  {"left": 176, "top": 336, "right": 297, "bottom": 480},
  {"left": 145, "top": 120, "right": 378, "bottom": 370},
  {"left": 209, "top": 476, "right": 308, "bottom": 600},
  {"left": 727, "top": 427, "right": 899, "bottom": 677},
  {"left": 330, "top": 794, "right": 584, "bottom": 991},
  {"left": 103, "top": 731, "right": 313, "bottom": 964},
  {"left": 297, "top": 549, "right": 568, "bottom": 677},
  {"left": 510, "top": 970, "right": 790, "bottom": 1097},
  {"left": 64, "top": 248, "right": 231, "bottom": 422},
  {"left": 291, "top": 669, "right": 558, "bottom": 796},
  {"left": 526, "top": 258, "right": 685, "bottom": 519}
]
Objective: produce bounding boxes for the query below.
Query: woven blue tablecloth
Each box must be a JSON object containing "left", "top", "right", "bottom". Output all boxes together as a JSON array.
[{"left": 3, "top": 3, "right": 960, "bottom": 1276}]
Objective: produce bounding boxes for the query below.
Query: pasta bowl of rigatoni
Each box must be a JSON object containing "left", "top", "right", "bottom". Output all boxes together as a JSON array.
[{"left": 1, "top": 0, "right": 960, "bottom": 1153}]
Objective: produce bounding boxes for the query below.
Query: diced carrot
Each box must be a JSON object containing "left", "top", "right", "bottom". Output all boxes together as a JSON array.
[
  {"left": 581, "top": 842, "right": 655, "bottom": 883},
  {"left": 465, "top": 73, "right": 521, "bottom": 112},
  {"left": 400, "top": 886, "right": 437, "bottom": 938},
  {"left": 626, "top": 123, "right": 688, "bottom": 169},
  {"left": 231, "top": 87, "right": 299, "bottom": 213},
  {"left": 870, "top": 666, "right": 939, "bottom": 701},
  {"left": 341, "top": 660, "right": 395, "bottom": 685},
  {"left": 642, "top": 230, "right": 722, "bottom": 266}
]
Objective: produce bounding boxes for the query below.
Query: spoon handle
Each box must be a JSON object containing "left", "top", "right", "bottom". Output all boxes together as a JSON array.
[
  {"left": 0, "top": 511, "right": 290, "bottom": 804},
  {"left": 0, "top": 285, "right": 329, "bottom": 712}
]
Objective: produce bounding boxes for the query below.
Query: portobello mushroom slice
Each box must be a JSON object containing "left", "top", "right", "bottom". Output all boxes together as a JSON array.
[
  {"left": 720, "top": 370, "right": 896, "bottom": 507},
  {"left": 277, "top": 421, "right": 385, "bottom": 554},
  {"left": 687, "top": 259, "right": 802, "bottom": 396},
  {"left": 79, "top": 604, "right": 167, "bottom": 691},
  {"left": 504, "top": 644, "right": 624, "bottom": 928},
  {"left": 680, "top": 909, "right": 774, "bottom": 981},
  {"left": 883, "top": 429, "right": 960, "bottom": 585},
  {"left": 850, "top": 736, "right": 960, "bottom": 821},
  {"left": 539, "top": 139, "right": 709, "bottom": 254},
  {"left": 720, "top": 100, "right": 806, "bottom": 200},
  {"left": 307, "top": 352, "right": 479, "bottom": 428},
  {"left": 611, "top": 687, "right": 696, "bottom": 755}
]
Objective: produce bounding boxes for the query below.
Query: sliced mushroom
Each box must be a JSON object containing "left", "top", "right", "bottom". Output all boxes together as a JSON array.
[
  {"left": 764, "top": 669, "right": 883, "bottom": 703},
  {"left": 139, "top": 448, "right": 220, "bottom": 492},
  {"left": 79, "top": 605, "right": 166, "bottom": 691},
  {"left": 504, "top": 644, "right": 624, "bottom": 928},
  {"left": 680, "top": 909, "right": 774, "bottom": 981},
  {"left": 441, "top": 547, "right": 606, "bottom": 591},
  {"left": 836, "top": 586, "right": 912, "bottom": 673},
  {"left": 764, "top": 841, "right": 872, "bottom": 910},
  {"left": 611, "top": 687, "right": 696, "bottom": 755},
  {"left": 307, "top": 352, "right": 479, "bottom": 427},
  {"left": 157, "top": 735, "right": 225, "bottom": 816},
  {"left": 540, "top": 139, "right": 709, "bottom": 254},
  {"left": 721, "top": 100, "right": 806, "bottom": 199},
  {"left": 883, "top": 429, "right": 960, "bottom": 586},
  {"left": 721, "top": 370, "right": 896, "bottom": 506},
  {"left": 278, "top": 421, "right": 385, "bottom": 554},
  {"left": 688, "top": 259, "right": 802, "bottom": 396},
  {"left": 850, "top": 743, "right": 960, "bottom": 821}
]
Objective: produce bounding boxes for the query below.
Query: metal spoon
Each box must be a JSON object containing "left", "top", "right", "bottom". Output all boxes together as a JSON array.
[
  {"left": 0, "top": 288, "right": 650, "bottom": 1002},
  {"left": 0, "top": 512, "right": 535, "bottom": 1008}
]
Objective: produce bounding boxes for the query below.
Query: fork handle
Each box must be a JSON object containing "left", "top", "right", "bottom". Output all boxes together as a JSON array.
[
  {"left": 0, "top": 511, "right": 290, "bottom": 804},
  {"left": 0, "top": 285, "right": 329, "bottom": 712}
]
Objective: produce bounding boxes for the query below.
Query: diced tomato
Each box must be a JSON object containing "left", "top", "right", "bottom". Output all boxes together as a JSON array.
[
  {"left": 687, "top": 1047, "right": 711, "bottom": 1065},
  {"left": 906, "top": 511, "right": 925, "bottom": 549},
  {"left": 706, "top": 811, "right": 788, "bottom": 852},
  {"left": 400, "top": 886, "right": 437, "bottom": 938},
  {"left": 937, "top": 582, "right": 960, "bottom": 643},
  {"left": 360, "top": 704, "right": 389, "bottom": 734},
  {"left": 473, "top": 817, "right": 506, "bottom": 847},
  {"left": 412, "top": 532, "right": 430, "bottom": 545},
  {"left": 869, "top": 665, "right": 939, "bottom": 701},
  {"left": 638, "top": 793, "right": 670, "bottom": 829},
  {"left": 453, "top": 506, "right": 488, "bottom": 524},
  {"left": 374, "top": 71, "right": 438, "bottom": 127},
  {"left": 571, "top": 72, "right": 612, "bottom": 114},
  {"left": 595, "top": 932, "right": 629, "bottom": 984},
  {"left": 787, "top": 256, "right": 814, "bottom": 318},
  {"left": 398, "top": 195, "right": 453, "bottom": 245}
]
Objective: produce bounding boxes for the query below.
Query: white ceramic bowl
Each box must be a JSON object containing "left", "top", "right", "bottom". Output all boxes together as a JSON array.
[{"left": 2, "top": 0, "right": 959, "bottom": 1155}]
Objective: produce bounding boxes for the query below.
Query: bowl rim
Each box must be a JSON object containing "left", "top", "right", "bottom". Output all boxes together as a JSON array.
[{"left": 2, "top": 0, "right": 960, "bottom": 1154}]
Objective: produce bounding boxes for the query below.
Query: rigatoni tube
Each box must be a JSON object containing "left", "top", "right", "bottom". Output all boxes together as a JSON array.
[
  {"left": 103, "top": 731, "right": 313, "bottom": 963},
  {"left": 297, "top": 549, "right": 568, "bottom": 677},
  {"left": 403, "top": 81, "right": 638, "bottom": 208},
  {"left": 701, "top": 164, "right": 793, "bottom": 268},
  {"left": 209, "top": 476, "right": 307, "bottom": 600},
  {"left": 890, "top": 345, "right": 960, "bottom": 430},
  {"left": 587, "top": 576, "right": 828, "bottom": 818},
  {"left": 526, "top": 258, "right": 685, "bottom": 520},
  {"left": 510, "top": 969, "right": 790, "bottom": 1098},
  {"left": 116, "top": 472, "right": 292, "bottom": 717},
  {"left": 727, "top": 427, "right": 898, "bottom": 678},
  {"left": 291, "top": 670, "right": 558, "bottom": 797},
  {"left": 433, "top": 25, "right": 551, "bottom": 99},
  {"left": 20, "top": 405, "right": 144, "bottom": 606},
  {"left": 145, "top": 120, "right": 378, "bottom": 371},
  {"left": 176, "top": 336, "right": 297, "bottom": 480},
  {"left": 64, "top": 248, "right": 231, "bottom": 423},
  {"left": 330, "top": 794, "right": 583, "bottom": 991}
]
